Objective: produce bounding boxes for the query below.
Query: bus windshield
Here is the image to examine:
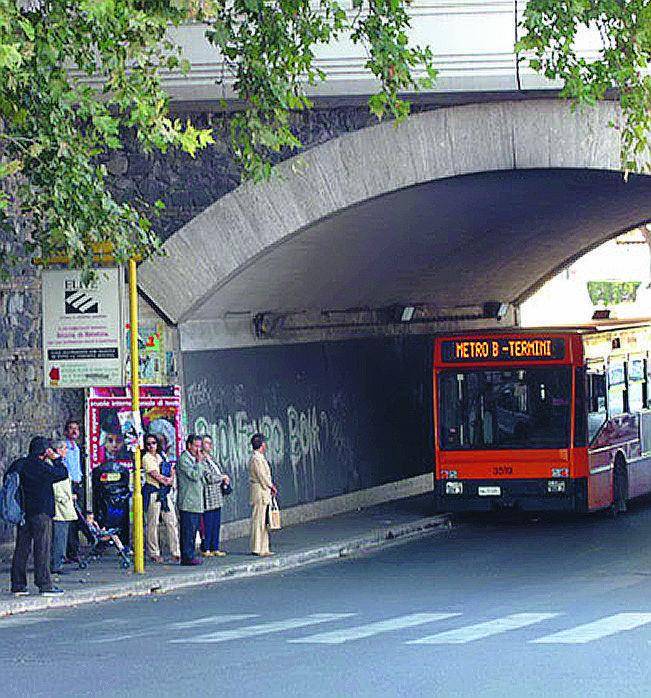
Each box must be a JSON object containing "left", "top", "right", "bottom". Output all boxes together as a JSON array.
[{"left": 438, "top": 366, "right": 572, "bottom": 450}]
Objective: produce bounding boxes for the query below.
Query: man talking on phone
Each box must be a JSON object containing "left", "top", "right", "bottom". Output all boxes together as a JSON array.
[{"left": 10, "top": 437, "right": 68, "bottom": 596}]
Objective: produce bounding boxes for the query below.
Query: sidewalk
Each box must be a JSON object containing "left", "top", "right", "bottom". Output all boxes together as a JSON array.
[{"left": 0, "top": 494, "right": 450, "bottom": 617}]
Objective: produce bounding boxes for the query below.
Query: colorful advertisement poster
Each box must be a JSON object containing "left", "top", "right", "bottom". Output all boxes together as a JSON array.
[
  {"left": 124, "top": 322, "right": 166, "bottom": 385},
  {"left": 86, "top": 386, "right": 183, "bottom": 470},
  {"left": 42, "top": 268, "right": 124, "bottom": 388}
]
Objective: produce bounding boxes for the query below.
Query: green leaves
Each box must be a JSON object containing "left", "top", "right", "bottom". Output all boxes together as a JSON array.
[
  {"left": 587, "top": 280, "right": 642, "bottom": 306},
  {"left": 0, "top": 43, "right": 23, "bottom": 70},
  {"left": 0, "top": 0, "right": 215, "bottom": 275},
  {"left": 0, "top": 0, "right": 436, "bottom": 277},
  {"left": 0, "top": 159, "right": 22, "bottom": 177},
  {"left": 519, "top": 0, "right": 651, "bottom": 174},
  {"left": 351, "top": 0, "right": 436, "bottom": 124},
  {"left": 203, "top": 0, "right": 435, "bottom": 177}
]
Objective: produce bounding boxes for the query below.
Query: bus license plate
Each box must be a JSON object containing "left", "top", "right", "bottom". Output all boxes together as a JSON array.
[{"left": 478, "top": 486, "right": 501, "bottom": 496}]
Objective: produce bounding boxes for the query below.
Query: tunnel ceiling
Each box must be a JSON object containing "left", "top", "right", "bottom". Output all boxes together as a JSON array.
[{"left": 189, "top": 168, "right": 651, "bottom": 320}]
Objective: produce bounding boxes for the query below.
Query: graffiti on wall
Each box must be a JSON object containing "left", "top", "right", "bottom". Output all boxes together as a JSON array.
[
  {"left": 183, "top": 336, "right": 434, "bottom": 523},
  {"left": 190, "top": 379, "right": 330, "bottom": 517}
]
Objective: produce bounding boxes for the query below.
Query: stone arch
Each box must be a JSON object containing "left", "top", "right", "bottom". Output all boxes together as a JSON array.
[{"left": 138, "top": 99, "right": 639, "bottom": 324}]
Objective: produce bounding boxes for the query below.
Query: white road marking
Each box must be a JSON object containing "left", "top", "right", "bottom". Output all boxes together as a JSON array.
[
  {"left": 170, "top": 614, "right": 258, "bottom": 630},
  {"left": 88, "top": 629, "right": 159, "bottom": 643},
  {"left": 84, "top": 615, "right": 255, "bottom": 642},
  {"left": 532, "top": 613, "right": 651, "bottom": 644},
  {"left": 408, "top": 613, "right": 560, "bottom": 645},
  {"left": 289, "top": 613, "right": 459, "bottom": 644},
  {"left": 81, "top": 619, "right": 130, "bottom": 628},
  {"left": 170, "top": 613, "right": 355, "bottom": 644},
  {"left": 0, "top": 616, "right": 50, "bottom": 629},
  {"left": 89, "top": 634, "right": 142, "bottom": 644}
]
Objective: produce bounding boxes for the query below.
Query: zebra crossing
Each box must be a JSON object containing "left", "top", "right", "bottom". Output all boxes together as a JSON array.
[
  {"left": 288, "top": 613, "right": 459, "bottom": 645},
  {"left": 164, "top": 610, "right": 651, "bottom": 647},
  {"left": 169, "top": 613, "right": 355, "bottom": 644},
  {"left": 406, "top": 613, "right": 560, "bottom": 645},
  {"left": 12, "top": 609, "right": 651, "bottom": 648},
  {"left": 531, "top": 613, "right": 651, "bottom": 645}
]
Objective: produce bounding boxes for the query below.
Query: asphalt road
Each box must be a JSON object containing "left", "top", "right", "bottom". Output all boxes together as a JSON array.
[{"left": 4, "top": 499, "right": 651, "bottom": 698}]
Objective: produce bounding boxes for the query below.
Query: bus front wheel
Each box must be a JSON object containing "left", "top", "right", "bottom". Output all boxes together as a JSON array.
[{"left": 612, "top": 457, "right": 628, "bottom": 515}]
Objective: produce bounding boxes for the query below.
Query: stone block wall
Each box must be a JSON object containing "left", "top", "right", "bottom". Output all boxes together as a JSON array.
[
  {"left": 0, "top": 214, "right": 84, "bottom": 540},
  {"left": 106, "top": 105, "right": 414, "bottom": 243},
  {"left": 0, "top": 212, "right": 84, "bottom": 460}
]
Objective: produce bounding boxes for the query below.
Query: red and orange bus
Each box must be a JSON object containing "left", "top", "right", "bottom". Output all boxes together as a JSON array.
[{"left": 433, "top": 322, "right": 651, "bottom": 513}]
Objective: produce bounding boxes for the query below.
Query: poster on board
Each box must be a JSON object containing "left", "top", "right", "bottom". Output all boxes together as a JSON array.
[
  {"left": 42, "top": 267, "right": 124, "bottom": 388},
  {"left": 86, "top": 386, "right": 183, "bottom": 470},
  {"left": 124, "top": 322, "right": 166, "bottom": 385}
]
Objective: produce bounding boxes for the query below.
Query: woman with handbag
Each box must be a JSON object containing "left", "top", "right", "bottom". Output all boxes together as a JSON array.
[
  {"left": 200, "top": 435, "right": 231, "bottom": 557},
  {"left": 248, "top": 432, "right": 277, "bottom": 557},
  {"left": 143, "top": 434, "right": 180, "bottom": 563}
]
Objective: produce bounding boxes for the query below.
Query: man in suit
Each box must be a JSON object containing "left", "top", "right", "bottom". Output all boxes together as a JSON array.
[
  {"left": 177, "top": 434, "right": 205, "bottom": 566},
  {"left": 249, "top": 433, "right": 276, "bottom": 556}
]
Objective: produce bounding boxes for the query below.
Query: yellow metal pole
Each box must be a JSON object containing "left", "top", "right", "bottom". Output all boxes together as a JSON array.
[{"left": 129, "top": 258, "right": 145, "bottom": 574}]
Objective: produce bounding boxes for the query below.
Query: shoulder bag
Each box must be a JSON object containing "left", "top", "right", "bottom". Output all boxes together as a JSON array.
[{"left": 267, "top": 496, "right": 281, "bottom": 530}]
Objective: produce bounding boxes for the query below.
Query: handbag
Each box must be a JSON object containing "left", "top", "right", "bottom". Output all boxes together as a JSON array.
[
  {"left": 267, "top": 496, "right": 281, "bottom": 530},
  {"left": 220, "top": 477, "right": 233, "bottom": 496}
]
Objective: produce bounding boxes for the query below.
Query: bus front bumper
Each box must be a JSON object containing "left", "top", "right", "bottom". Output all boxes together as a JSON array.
[{"left": 434, "top": 478, "right": 588, "bottom": 513}]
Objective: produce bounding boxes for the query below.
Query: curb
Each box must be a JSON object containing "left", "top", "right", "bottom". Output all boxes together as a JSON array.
[{"left": 0, "top": 514, "right": 451, "bottom": 617}]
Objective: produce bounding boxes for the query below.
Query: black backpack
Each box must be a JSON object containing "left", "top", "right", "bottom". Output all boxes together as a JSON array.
[{"left": 0, "top": 458, "right": 26, "bottom": 526}]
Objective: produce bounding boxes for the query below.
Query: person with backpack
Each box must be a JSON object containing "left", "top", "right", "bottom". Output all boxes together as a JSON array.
[
  {"left": 0, "top": 455, "right": 28, "bottom": 527},
  {"left": 10, "top": 436, "right": 68, "bottom": 596}
]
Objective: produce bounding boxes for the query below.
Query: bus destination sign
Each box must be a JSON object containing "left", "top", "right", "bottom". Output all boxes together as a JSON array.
[{"left": 441, "top": 337, "right": 566, "bottom": 363}]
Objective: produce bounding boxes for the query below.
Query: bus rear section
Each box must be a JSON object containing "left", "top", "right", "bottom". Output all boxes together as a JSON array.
[{"left": 433, "top": 333, "right": 587, "bottom": 513}]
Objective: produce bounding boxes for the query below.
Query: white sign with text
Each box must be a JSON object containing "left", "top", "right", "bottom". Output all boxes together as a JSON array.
[{"left": 42, "top": 268, "right": 124, "bottom": 388}]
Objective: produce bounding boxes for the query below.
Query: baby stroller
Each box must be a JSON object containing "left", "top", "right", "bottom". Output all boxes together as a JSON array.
[{"left": 75, "top": 503, "right": 132, "bottom": 570}]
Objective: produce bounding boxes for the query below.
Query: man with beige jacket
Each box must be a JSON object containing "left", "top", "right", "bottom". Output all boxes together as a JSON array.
[
  {"left": 50, "top": 439, "right": 77, "bottom": 575},
  {"left": 249, "top": 433, "right": 276, "bottom": 556}
]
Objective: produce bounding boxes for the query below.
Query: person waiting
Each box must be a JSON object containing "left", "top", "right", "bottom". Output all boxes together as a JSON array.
[
  {"left": 200, "top": 435, "right": 230, "bottom": 557},
  {"left": 10, "top": 437, "right": 68, "bottom": 596},
  {"left": 142, "top": 434, "right": 180, "bottom": 563},
  {"left": 49, "top": 439, "right": 77, "bottom": 575},
  {"left": 177, "top": 434, "right": 205, "bottom": 566}
]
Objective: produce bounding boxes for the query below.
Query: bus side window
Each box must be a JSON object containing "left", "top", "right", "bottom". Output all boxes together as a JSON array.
[
  {"left": 588, "top": 371, "right": 607, "bottom": 442},
  {"left": 628, "top": 357, "right": 645, "bottom": 413},
  {"left": 607, "top": 361, "right": 626, "bottom": 417}
]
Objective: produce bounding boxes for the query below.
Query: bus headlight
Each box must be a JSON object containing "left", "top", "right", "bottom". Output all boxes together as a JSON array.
[
  {"left": 547, "top": 480, "right": 566, "bottom": 493},
  {"left": 446, "top": 482, "right": 463, "bottom": 495}
]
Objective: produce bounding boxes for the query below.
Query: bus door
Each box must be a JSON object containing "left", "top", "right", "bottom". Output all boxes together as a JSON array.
[
  {"left": 621, "top": 355, "right": 647, "bottom": 497},
  {"left": 586, "top": 361, "right": 611, "bottom": 510}
]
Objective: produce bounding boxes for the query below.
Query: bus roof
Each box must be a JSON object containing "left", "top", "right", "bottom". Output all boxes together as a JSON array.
[{"left": 434, "top": 318, "right": 651, "bottom": 338}]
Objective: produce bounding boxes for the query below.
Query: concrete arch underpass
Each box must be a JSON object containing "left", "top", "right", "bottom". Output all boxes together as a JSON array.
[
  {"left": 139, "top": 99, "right": 651, "bottom": 346},
  {"left": 139, "top": 99, "right": 651, "bottom": 527}
]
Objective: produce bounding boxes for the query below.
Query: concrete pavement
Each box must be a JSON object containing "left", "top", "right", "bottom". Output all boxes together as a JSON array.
[{"left": 0, "top": 494, "right": 448, "bottom": 616}]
